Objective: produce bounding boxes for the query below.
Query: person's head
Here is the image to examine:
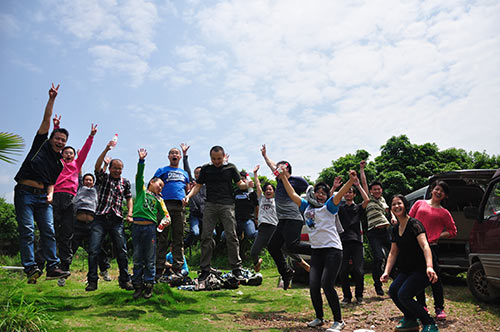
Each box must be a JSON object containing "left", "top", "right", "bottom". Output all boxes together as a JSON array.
[
  {"left": 194, "top": 166, "right": 202, "bottom": 181},
  {"left": 49, "top": 128, "right": 68, "bottom": 153},
  {"left": 430, "top": 180, "right": 449, "bottom": 202},
  {"left": 262, "top": 182, "right": 275, "bottom": 199},
  {"left": 109, "top": 159, "right": 123, "bottom": 179},
  {"left": 369, "top": 181, "right": 383, "bottom": 199},
  {"left": 209, "top": 145, "right": 225, "bottom": 167},
  {"left": 343, "top": 186, "right": 357, "bottom": 203},
  {"left": 83, "top": 173, "right": 95, "bottom": 188},
  {"left": 390, "top": 194, "right": 410, "bottom": 219},
  {"left": 148, "top": 177, "right": 164, "bottom": 195},
  {"left": 62, "top": 146, "right": 76, "bottom": 163},
  {"left": 314, "top": 182, "right": 331, "bottom": 204},
  {"left": 276, "top": 161, "right": 292, "bottom": 175},
  {"left": 168, "top": 148, "right": 181, "bottom": 167}
]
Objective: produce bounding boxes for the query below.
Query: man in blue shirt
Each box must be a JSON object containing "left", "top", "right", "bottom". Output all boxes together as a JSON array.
[{"left": 154, "top": 147, "right": 190, "bottom": 281}]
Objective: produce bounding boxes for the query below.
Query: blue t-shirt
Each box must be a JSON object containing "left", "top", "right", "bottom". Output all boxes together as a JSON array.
[
  {"left": 154, "top": 166, "right": 189, "bottom": 200},
  {"left": 166, "top": 252, "right": 189, "bottom": 273}
]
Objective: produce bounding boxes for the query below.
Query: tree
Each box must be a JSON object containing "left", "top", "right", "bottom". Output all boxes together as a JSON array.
[
  {"left": 0, "top": 197, "right": 19, "bottom": 255},
  {"left": 0, "top": 132, "right": 24, "bottom": 164}
]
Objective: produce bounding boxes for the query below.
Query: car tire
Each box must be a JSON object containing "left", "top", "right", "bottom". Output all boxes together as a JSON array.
[{"left": 467, "top": 261, "right": 500, "bottom": 303}]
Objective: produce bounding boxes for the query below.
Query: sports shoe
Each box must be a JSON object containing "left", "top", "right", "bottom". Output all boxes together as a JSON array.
[
  {"left": 395, "top": 318, "right": 419, "bottom": 331},
  {"left": 100, "top": 270, "right": 112, "bottom": 281},
  {"left": 57, "top": 278, "right": 66, "bottom": 287},
  {"left": 307, "top": 318, "right": 324, "bottom": 327},
  {"left": 282, "top": 269, "right": 294, "bottom": 290},
  {"left": 46, "top": 268, "right": 71, "bottom": 280},
  {"left": 85, "top": 281, "right": 98, "bottom": 291},
  {"left": 421, "top": 324, "right": 439, "bottom": 332},
  {"left": 198, "top": 270, "right": 210, "bottom": 281},
  {"left": 27, "top": 267, "right": 42, "bottom": 284},
  {"left": 133, "top": 284, "right": 143, "bottom": 299},
  {"left": 254, "top": 258, "right": 263, "bottom": 272},
  {"left": 326, "top": 320, "right": 345, "bottom": 332},
  {"left": 435, "top": 308, "right": 446, "bottom": 320},
  {"left": 119, "top": 281, "right": 134, "bottom": 291},
  {"left": 375, "top": 286, "right": 384, "bottom": 296},
  {"left": 356, "top": 297, "right": 364, "bottom": 304},
  {"left": 143, "top": 284, "right": 153, "bottom": 299},
  {"left": 232, "top": 269, "right": 246, "bottom": 281},
  {"left": 341, "top": 298, "right": 351, "bottom": 305}
]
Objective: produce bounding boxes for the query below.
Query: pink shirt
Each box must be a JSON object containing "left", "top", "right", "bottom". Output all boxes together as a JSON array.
[
  {"left": 54, "top": 135, "right": 93, "bottom": 195},
  {"left": 409, "top": 200, "right": 457, "bottom": 244}
]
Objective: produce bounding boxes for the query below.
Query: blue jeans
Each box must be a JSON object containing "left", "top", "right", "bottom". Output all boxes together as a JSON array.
[
  {"left": 389, "top": 271, "right": 435, "bottom": 325},
  {"left": 15, "top": 186, "right": 60, "bottom": 271},
  {"left": 221, "top": 219, "right": 258, "bottom": 241},
  {"left": 88, "top": 215, "right": 130, "bottom": 283},
  {"left": 367, "top": 227, "right": 391, "bottom": 289},
  {"left": 132, "top": 223, "right": 156, "bottom": 285}
]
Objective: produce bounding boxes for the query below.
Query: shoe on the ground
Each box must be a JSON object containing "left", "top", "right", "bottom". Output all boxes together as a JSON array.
[
  {"left": 133, "top": 284, "right": 143, "bottom": 299},
  {"left": 100, "top": 270, "right": 112, "bottom": 281},
  {"left": 46, "top": 268, "right": 71, "bottom": 280},
  {"left": 282, "top": 269, "right": 294, "bottom": 290},
  {"left": 341, "top": 298, "right": 351, "bottom": 305},
  {"left": 57, "top": 278, "right": 66, "bottom": 287},
  {"left": 198, "top": 270, "right": 210, "bottom": 281},
  {"left": 232, "top": 269, "right": 246, "bottom": 281},
  {"left": 307, "top": 318, "right": 324, "bottom": 327},
  {"left": 119, "top": 280, "right": 134, "bottom": 291},
  {"left": 435, "top": 308, "right": 446, "bottom": 320},
  {"left": 356, "top": 297, "right": 363, "bottom": 304},
  {"left": 254, "top": 258, "right": 263, "bottom": 272},
  {"left": 421, "top": 324, "right": 439, "bottom": 332},
  {"left": 85, "top": 281, "right": 98, "bottom": 291},
  {"left": 394, "top": 318, "right": 419, "bottom": 331},
  {"left": 27, "top": 267, "right": 42, "bottom": 284},
  {"left": 326, "top": 320, "right": 345, "bottom": 332},
  {"left": 143, "top": 284, "right": 153, "bottom": 299},
  {"left": 375, "top": 286, "right": 384, "bottom": 296}
]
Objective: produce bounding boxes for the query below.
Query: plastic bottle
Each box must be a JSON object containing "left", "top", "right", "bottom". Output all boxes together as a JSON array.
[
  {"left": 157, "top": 216, "right": 169, "bottom": 232},
  {"left": 110, "top": 134, "right": 118, "bottom": 149},
  {"left": 272, "top": 163, "right": 288, "bottom": 177},
  {"left": 246, "top": 173, "right": 254, "bottom": 193}
]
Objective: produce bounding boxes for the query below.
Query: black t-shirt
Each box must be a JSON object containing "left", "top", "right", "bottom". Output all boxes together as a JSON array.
[
  {"left": 234, "top": 189, "right": 258, "bottom": 222},
  {"left": 15, "top": 132, "right": 63, "bottom": 186},
  {"left": 391, "top": 218, "right": 428, "bottom": 273},
  {"left": 197, "top": 163, "right": 241, "bottom": 205},
  {"left": 338, "top": 202, "right": 364, "bottom": 243}
]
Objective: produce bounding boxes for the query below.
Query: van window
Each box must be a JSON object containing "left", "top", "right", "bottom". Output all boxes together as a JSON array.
[
  {"left": 484, "top": 182, "right": 500, "bottom": 219},
  {"left": 443, "top": 186, "right": 484, "bottom": 212}
]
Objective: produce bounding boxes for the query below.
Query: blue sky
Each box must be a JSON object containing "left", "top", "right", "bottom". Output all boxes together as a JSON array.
[{"left": 1, "top": 0, "right": 500, "bottom": 203}]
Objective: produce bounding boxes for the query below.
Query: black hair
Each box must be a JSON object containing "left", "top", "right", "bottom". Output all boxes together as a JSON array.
[
  {"left": 239, "top": 171, "right": 248, "bottom": 178},
  {"left": 62, "top": 146, "right": 76, "bottom": 155},
  {"left": 194, "top": 166, "right": 202, "bottom": 171},
  {"left": 262, "top": 182, "right": 275, "bottom": 192},
  {"left": 148, "top": 177, "right": 163, "bottom": 189},
  {"left": 109, "top": 159, "right": 123, "bottom": 168},
  {"left": 347, "top": 186, "right": 358, "bottom": 195},
  {"left": 314, "top": 182, "right": 331, "bottom": 198},
  {"left": 210, "top": 145, "right": 225, "bottom": 155},
  {"left": 277, "top": 160, "right": 292, "bottom": 174},
  {"left": 369, "top": 181, "right": 383, "bottom": 190},
  {"left": 169, "top": 147, "right": 181, "bottom": 154},
  {"left": 390, "top": 194, "right": 410, "bottom": 214},
  {"left": 50, "top": 128, "right": 69, "bottom": 140},
  {"left": 430, "top": 180, "right": 450, "bottom": 196},
  {"left": 83, "top": 173, "right": 95, "bottom": 182}
]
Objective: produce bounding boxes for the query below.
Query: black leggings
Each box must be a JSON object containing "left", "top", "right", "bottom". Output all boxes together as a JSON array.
[{"left": 309, "top": 247, "right": 343, "bottom": 322}]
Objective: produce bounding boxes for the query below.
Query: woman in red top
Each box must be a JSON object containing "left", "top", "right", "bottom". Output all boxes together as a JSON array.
[{"left": 409, "top": 181, "right": 457, "bottom": 320}]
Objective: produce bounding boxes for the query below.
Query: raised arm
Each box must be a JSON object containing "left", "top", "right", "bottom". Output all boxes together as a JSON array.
[
  {"left": 333, "top": 170, "right": 357, "bottom": 206},
  {"left": 359, "top": 160, "right": 369, "bottom": 196},
  {"left": 95, "top": 141, "right": 113, "bottom": 173},
  {"left": 180, "top": 143, "right": 193, "bottom": 182},
  {"left": 278, "top": 170, "right": 302, "bottom": 207},
  {"left": 253, "top": 165, "right": 262, "bottom": 198},
  {"left": 76, "top": 124, "right": 97, "bottom": 169},
  {"left": 38, "top": 83, "right": 60, "bottom": 135},
  {"left": 261, "top": 144, "right": 277, "bottom": 172},
  {"left": 355, "top": 176, "right": 370, "bottom": 209}
]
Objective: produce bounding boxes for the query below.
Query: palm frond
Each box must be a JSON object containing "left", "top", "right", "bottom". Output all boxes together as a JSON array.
[{"left": 0, "top": 132, "right": 25, "bottom": 164}]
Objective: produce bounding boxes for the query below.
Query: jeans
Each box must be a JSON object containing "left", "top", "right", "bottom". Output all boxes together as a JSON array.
[
  {"left": 15, "top": 186, "right": 60, "bottom": 271},
  {"left": 310, "top": 247, "right": 343, "bottom": 322},
  {"left": 72, "top": 221, "right": 110, "bottom": 272},
  {"left": 339, "top": 241, "right": 364, "bottom": 300},
  {"left": 200, "top": 202, "right": 241, "bottom": 271},
  {"left": 268, "top": 218, "right": 311, "bottom": 276},
  {"left": 53, "top": 192, "right": 75, "bottom": 270},
  {"left": 221, "top": 219, "right": 258, "bottom": 241},
  {"left": 416, "top": 245, "right": 444, "bottom": 310},
  {"left": 132, "top": 223, "right": 157, "bottom": 285},
  {"left": 389, "top": 271, "right": 435, "bottom": 325},
  {"left": 88, "top": 215, "right": 130, "bottom": 283},
  {"left": 250, "top": 223, "right": 276, "bottom": 265},
  {"left": 367, "top": 227, "right": 391, "bottom": 289}
]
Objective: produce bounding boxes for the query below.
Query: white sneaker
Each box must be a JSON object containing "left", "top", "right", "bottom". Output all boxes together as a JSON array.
[
  {"left": 326, "top": 320, "right": 345, "bottom": 332},
  {"left": 307, "top": 318, "right": 324, "bottom": 327}
]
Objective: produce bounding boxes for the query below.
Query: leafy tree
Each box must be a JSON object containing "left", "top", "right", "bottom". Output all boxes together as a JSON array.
[
  {"left": 0, "top": 132, "right": 24, "bottom": 164},
  {"left": 0, "top": 198, "right": 19, "bottom": 255}
]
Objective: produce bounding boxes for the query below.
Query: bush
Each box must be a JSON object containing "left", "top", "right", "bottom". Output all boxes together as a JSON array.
[{"left": 0, "top": 198, "right": 18, "bottom": 256}]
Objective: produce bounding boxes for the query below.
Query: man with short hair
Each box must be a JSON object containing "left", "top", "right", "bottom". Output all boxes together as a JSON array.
[
  {"left": 86, "top": 141, "right": 134, "bottom": 291},
  {"left": 14, "top": 83, "right": 71, "bottom": 283},
  {"left": 183, "top": 145, "right": 248, "bottom": 281},
  {"left": 154, "top": 147, "right": 190, "bottom": 281}
]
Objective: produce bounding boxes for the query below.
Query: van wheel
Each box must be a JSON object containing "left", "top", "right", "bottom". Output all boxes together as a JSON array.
[{"left": 467, "top": 262, "right": 500, "bottom": 303}]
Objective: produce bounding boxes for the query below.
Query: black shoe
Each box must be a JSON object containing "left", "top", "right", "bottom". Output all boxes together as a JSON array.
[
  {"left": 119, "top": 281, "right": 134, "bottom": 291},
  {"left": 143, "top": 284, "right": 153, "bottom": 299},
  {"left": 133, "top": 284, "right": 143, "bottom": 299},
  {"left": 85, "top": 281, "right": 98, "bottom": 291},
  {"left": 356, "top": 297, "right": 364, "bottom": 304},
  {"left": 46, "top": 268, "right": 71, "bottom": 280},
  {"left": 341, "top": 298, "right": 351, "bottom": 305},
  {"left": 198, "top": 270, "right": 210, "bottom": 281},
  {"left": 26, "top": 267, "right": 42, "bottom": 284},
  {"left": 232, "top": 269, "right": 246, "bottom": 281},
  {"left": 282, "top": 269, "right": 294, "bottom": 290},
  {"left": 375, "top": 287, "right": 384, "bottom": 296}
]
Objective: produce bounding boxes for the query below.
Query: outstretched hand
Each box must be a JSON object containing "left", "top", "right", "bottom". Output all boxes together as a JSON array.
[
  {"left": 348, "top": 170, "right": 357, "bottom": 181},
  {"left": 52, "top": 114, "right": 61, "bottom": 128},
  {"left": 260, "top": 144, "right": 267, "bottom": 157},
  {"left": 49, "top": 83, "right": 59, "bottom": 99},
  {"left": 333, "top": 176, "right": 342, "bottom": 190},
  {"left": 104, "top": 156, "right": 112, "bottom": 165},
  {"left": 138, "top": 148, "right": 148, "bottom": 160},
  {"left": 224, "top": 153, "right": 230, "bottom": 163},
  {"left": 253, "top": 165, "right": 260, "bottom": 174},
  {"left": 90, "top": 123, "right": 98, "bottom": 136},
  {"left": 180, "top": 143, "right": 190, "bottom": 156},
  {"left": 359, "top": 160, "right": 366, "bottom": 170}
]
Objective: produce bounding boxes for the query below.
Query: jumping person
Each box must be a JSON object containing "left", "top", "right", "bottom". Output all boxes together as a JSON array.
[{"left": 381, "top": 194, "right": 439, "bottom": 332}]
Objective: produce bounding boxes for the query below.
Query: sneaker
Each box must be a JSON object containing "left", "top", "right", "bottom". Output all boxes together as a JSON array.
[
  {"left": 341, "top": 298, "right": 351, "bottom": 305},
  {"left": 100, "top": 270, "right": 112, "bottom": 282},
  {"left": 375, "top": 286, "right": 384, "bottom": 296},
  {"left": 326, "top": 320, "right": 345, "bottom": 332},
  {"left": 57, "top": 278, "right": 66, "bottom": 287},
  {"left": 355, "top": 297, "right": 364, "bottom": 304},
  {"left": 143, "top": 284, "right": 153, "bottom": 299},
  {"left": 435, "top": 308, "right": 446, "bottom": 320},
  {"left": 27, "top": 267, "right": 42, "bottom": 284},
  {"left": 46, "top": 268, "right": 71, "bottom": 280},
  {"left": 133, "top": 284, "right": 143, "bottom": 299},
  {"left": 198, "top": 270, "right": 210, "bottom": 281},
  {"left": 282, "top": 269, "right": 294, "bottom": 290},
  {"left": 307, "top": 318, "right": 324, "bottom": 327},
  {"left": 232, "top": 269, "right": 246, "bottom": 281},
  {"left": 119, "top": 281, "right": 134, "bottom": 291},
  {"left": 395, "top": 318, "right": 419, "bottom": 331},
  {"left": 254, "top": 258, "right": 263, "bottom": 272},
  {"left": 421, "top": 324, "right": 439, "bottom": 332},
  {"left": 85, "top": 281, "right": 98, "bottom": 291}
]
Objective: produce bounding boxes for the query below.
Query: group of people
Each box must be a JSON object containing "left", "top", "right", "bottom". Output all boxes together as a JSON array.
[{"left": 14, "top": 84, "right": 457, "bottom": 332}]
